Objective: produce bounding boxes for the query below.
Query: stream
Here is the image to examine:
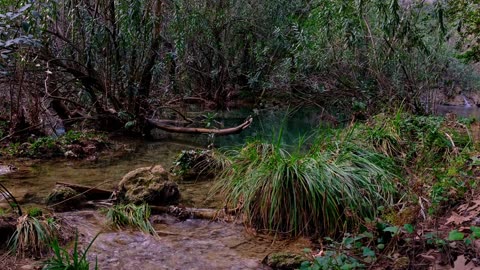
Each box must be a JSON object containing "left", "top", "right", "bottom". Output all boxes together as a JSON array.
[
  {"left": 0, "top": 108, "right": 327, "bottom": 269},
  {"left": 1, "top": 139, "right": 312, "bottom": 269},
  {"left": 2, "top": 105, "right": 477, "bottom": 269}
]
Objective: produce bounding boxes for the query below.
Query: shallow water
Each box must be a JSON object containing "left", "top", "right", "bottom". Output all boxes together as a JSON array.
[
  {"left": 436, "top": 104, "right": 480, "bottom": 119},
  {"left": 0, "top": 109, "right": 331, "bottom": 269},
  {"left": 59, "top": 211, "right": 308, "bottom": 270},
  {"left": 0, "top": 138, "right": 309, "bottom": 269},
  {"left": 0, "top": 140, "right": 224, "bottom": 209}
]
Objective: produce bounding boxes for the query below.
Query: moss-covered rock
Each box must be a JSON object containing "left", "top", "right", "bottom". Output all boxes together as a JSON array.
[
  {"left": 46, "top": 186, "right": 86, "bottom": 211},
  {"left": 262, "top": 252, "right": 308, "bottom": 270},
  {"left": 117, "top": 165, "right": 180, "bottom": 205}
]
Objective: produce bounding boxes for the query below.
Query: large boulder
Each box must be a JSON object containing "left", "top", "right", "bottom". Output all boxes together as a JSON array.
[{"left": 117, "top": 165, "right": 180, "bottom": 205}]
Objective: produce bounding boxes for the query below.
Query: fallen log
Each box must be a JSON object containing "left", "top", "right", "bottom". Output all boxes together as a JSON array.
[
  {"left": 146, "top": 116, "right": 253, "bottom": 136},
  {"left": 56, "top": 182, "right": 113, "bottom": 200},
  {"left": 150, "top": 205, "right": 237, "bottom": 220}
]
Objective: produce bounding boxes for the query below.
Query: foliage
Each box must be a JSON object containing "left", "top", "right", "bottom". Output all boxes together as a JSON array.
[
  {"left": 300, "top": 251, "right": 365, "bottom": 270},
  {"left": 215, "top": 129, "right": 398, "bottom": 236},
  {"left": 356, "top": 111, "right": 475, "bottom": 214},
  {"left": 171, "top": 149, "right": 222, "bottom": 179},
  {"left": 8, "top": 214, "right": 58, "bottom": 256},
  {"left": 105, "top": 204, "right": 157, "bottom": 237},
  {"left": 43, "top": 232, "right": 99, "bottom": 270},
  {"left": 0, "top": 130, "right": 105, "bottom": 158},
  {"left": 1, "top": 0, "right": 476, "bottom": 136},
  {"left": 448, "top": 0, "right": 480, "bottom": 61},
  {"left": 0, "top": 3, "right": 38, "bottom": 71},
  {"left": 27, "top": 207, "right": 43, "bottom": 218}
]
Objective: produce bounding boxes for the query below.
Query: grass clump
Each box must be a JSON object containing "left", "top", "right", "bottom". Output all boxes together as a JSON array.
[
  {"left": 43, "top": 232, "right": 99, "bottom": 270},
  {"left": 8, "top": 214, "right": 58, "bottom": 256},
  {"left": 105, "top": 204, "right": 157, "bottom": 237},
  {"left": 215, "top": 130, "right": 398, "bottom": 236},
  {"left": 358, "top": 111, "right": 476, "bottom": 215}
]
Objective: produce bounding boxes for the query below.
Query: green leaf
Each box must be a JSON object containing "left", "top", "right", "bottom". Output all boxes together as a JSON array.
[
  {"left": 404, "top": 224, "right": 414, "bottom": 234},
  {"left": 465, "top": 238, "right": 472, "bottom": 246},
  {"left": 362, "top": 247, "right": 375, "bottom": 257},
  {"left": 342, "top": 237, "right": 354, "bottom": 248},
  {"left": 125, "top": 120, "right": 136, "bottom": 129},
  {"left": 377, "top": 243, "right": 385, "bottom": 250},
  {"left": 448, "top": 230, "right": 465, "bottom": 241},
  {"left": 471, "top": 226, "right": 480, "bottom": 239},
  {"left": 384, "top": 226, "right": 400, "bottom": 235}
]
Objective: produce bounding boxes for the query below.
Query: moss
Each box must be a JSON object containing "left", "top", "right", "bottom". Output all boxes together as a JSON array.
[
  {"left": 263, "top": 252, "right": 307, "bottom": 270},
  {"left": 117, "top": 165, "right": 180, "bottom": 205},
  {"left": 46, "top": 186, "right": 86, "bottom": 211}
]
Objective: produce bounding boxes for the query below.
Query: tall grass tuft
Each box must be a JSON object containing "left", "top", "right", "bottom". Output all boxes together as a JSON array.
[
  {"left": 106, "top": 204, "right": 157, "bottom": 237},
  {"left": 215, "top": 130, "right": 398, "bottom": 236},
  {"left": 43, "top": 232, "right": 99, "bottom": 270},
  {"left": 359, "top": 111, "right": 472, "bottom": 168},
  {"left": 8, "top": 214, "right": 57, "bottom": 256}
]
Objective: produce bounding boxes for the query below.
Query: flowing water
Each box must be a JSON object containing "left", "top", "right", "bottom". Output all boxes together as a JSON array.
[
  {"left": 0, "top": 140, "right": 310, "bottom": 269},
  {"left": 2, "top": 105, "right": 479, "bottom": 269},
  {"left": 0, "top": 108, "right": 328, "bottom": 269}
]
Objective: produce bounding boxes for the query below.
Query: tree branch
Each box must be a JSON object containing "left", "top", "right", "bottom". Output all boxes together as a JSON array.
[{"left": 146, "top": 116, "right": 253, "bottom": 136}]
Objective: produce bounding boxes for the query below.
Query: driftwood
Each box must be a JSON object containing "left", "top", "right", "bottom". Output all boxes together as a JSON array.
[
  {"left": 146, "top": 116, "right": 253, "bottom": 136},
  {"left": 56, "top": 182, "right": 113, "bottom": 200}
]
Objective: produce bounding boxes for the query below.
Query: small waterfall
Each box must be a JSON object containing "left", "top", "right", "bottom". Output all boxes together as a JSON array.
[{"left": 461, "top": 94, "right": 472, "bottom": 108}]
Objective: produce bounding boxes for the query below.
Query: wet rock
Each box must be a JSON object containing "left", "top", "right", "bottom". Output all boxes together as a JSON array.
[
  {"left": 170, "top": 150, "right": 221, "bottom": 182},
  {"left": 0, "top": 164, "right": 16, "bottom": 175},
  {"left": 263, "top": 252, "right": 307, "bottom": 270},
  {"left": 117, "top": 165, "right": 180, "bottom": 205},
  {"left": 64, "top": 150, "right": 78, "bottom": 158},
  {"left": 46, "top": 185, "right": 86, "bottom": 211}
]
